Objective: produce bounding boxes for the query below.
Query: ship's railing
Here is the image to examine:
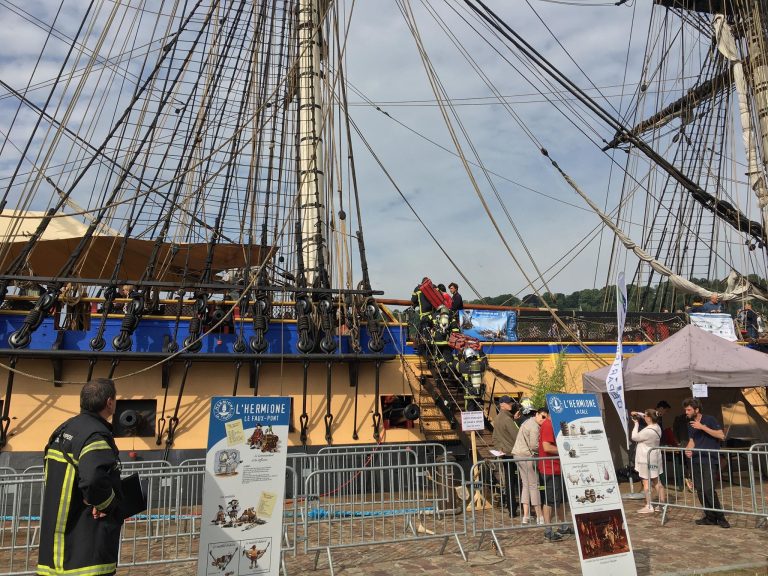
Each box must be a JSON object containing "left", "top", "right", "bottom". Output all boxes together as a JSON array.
[
  {"left": 402, "top": 308, "right": 688, "bottom": 343},
  {"left": 303, "top": 461, "right": 467, "bottom": 575},
  {"left": 646, "top": 446, "right": 768, "bottom": 527}
]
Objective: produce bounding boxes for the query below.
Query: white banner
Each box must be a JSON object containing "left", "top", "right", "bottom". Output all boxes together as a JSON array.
[
  {"left": 689, "top": 313, "right": 738, "bottom": 341},
  {"left": 198, "top": 397, "right": 290, "bottom": 576},
  {"left": 606, "top": 272, "right": 629, "bottom": 447},
  {"left": 548, "top": 393, "right": 637, "bottom": 575}
]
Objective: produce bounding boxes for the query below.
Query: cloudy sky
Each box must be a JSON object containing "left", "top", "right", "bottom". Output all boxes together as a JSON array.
[
  {"left": 342, "top": 0, "right": 656, "bottom": 300},
  {"left": 0, "top": 1, "right": 706, "bottom": 302}
]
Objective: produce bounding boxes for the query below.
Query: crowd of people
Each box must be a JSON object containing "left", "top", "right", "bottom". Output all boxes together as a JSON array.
[{"left": 491, "top": 395, "right": 732, "bottom": 542}]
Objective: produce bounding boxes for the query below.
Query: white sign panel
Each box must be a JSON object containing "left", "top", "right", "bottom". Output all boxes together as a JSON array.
[
  {"left": 547, "top": 393, "right": 637, "bottom": 576},
  {"left": 198, "top": 397, "right": 290, "bottom": 576},
  {"left": 689, "top": 313, "right": 738, "bottom": 341},
  {"left": 692, "top": 383, "right": 709, "bottom": 398},
  {"left": 461, "top": 411, "right": 485, "bottom": 432}
]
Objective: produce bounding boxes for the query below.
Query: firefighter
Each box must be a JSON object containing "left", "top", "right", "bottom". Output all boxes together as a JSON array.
[
  {"left": 428, "top": 305, "right": 460, "bottom": 373},
  {"left": 454, "top": 346, "right": 488, "bottom": 411},
  {"left": 411, "top": 277, "right": 435, "bottom": 352},
  {"left": 38, "top": 378, "right": 123, "bottom": 576}
]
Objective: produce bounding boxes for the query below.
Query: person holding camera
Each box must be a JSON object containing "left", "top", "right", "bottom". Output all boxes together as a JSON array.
[
  {"left": 631, "top": 409, "right": 666, "bottom": 513},
  {"left": 683, "top": 397, "right": 729, "bottom": 528}
]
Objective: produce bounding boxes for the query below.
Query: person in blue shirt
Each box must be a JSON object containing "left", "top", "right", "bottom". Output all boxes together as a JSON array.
[
  {"left": 683, "top": 397, "right": 729, "bottom": 528},
  {"left": 699, "top": 294, "right": 722, "bottom": 313}
]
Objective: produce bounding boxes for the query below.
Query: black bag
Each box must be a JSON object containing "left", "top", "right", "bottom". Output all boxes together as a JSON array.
[{"left": 119, "top": 473, "right": 147, "bottom": 519}]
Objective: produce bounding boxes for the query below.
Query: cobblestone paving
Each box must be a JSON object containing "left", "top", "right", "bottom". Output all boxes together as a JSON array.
[{"left": 119, "top": 504, "right": 768, "bottom": 576}]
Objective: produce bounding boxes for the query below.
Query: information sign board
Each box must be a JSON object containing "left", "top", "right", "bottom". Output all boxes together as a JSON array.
[
  {"left": 547, "top": 393, "right": 637, "bottom": 576},
  {"left": 198, "top": 397, "right": 290, "bottom": 576}
]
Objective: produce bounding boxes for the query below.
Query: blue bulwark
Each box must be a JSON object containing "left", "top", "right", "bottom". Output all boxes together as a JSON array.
[{"left": 206, "top": 397, "right": 291, "bottom": 448}]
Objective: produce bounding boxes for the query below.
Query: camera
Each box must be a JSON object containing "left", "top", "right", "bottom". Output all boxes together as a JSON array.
[{"left": 631, "top": 411, "right": 644, "bottom": 418}]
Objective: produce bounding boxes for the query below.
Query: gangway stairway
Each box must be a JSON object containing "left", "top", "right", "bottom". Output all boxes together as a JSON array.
[{"left": 415, "top": 361, "right": 497, "bottom": 461}]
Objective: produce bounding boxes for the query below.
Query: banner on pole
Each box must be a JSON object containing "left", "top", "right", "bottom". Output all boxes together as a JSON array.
[
  {"left": 198, "top": 397, "right": 290, "bottom": 576},
  {"left": 606, "top": 272, "right": 629, "bottom": 446},
  {"left": 547, "top": 393, "right": 636, "bottom": 575}
]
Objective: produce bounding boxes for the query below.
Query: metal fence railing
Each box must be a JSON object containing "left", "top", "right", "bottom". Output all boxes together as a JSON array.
[
  {"left": 646, "top": 446, "right": 768, "bottom": 526},
  {"left": 7, "top": 442, "right": 768, "bottom": 575},
  {"left": 303, "top": 461, "right": 467, "bottom": 576},
  {"left": 0, "top": 472, "right": 44, "bottom": 576},
  {"left": 0, "top": 446, "right": 467, "bottom": 576},
  {"left": 469, "top": 456, "right": 575, "bottom": 555}
]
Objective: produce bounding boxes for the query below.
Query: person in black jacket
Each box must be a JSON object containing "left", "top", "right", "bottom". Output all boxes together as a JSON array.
[
  {"left": 411, "top": 278, "right": 435, "bottom": 353},
  {"left": 38, "top": 378, "right": 123, "bottom": 576},
  {"left": 448, "top": 282, "right": 464, "bottom": 312}
]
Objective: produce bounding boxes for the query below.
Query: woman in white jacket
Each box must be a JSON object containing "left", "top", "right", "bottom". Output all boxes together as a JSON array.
[{"left": 631, "top": 408, "right": 667, "bottom": 513}]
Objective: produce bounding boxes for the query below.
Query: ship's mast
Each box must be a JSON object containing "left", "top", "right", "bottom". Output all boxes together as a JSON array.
[
  {"left": 744, "top": 2, "right": 768, "bottom": 215},
  {"left": 714, "top": 11, "right": 768, "bottom": 232},
  {"left": 297, "top": 0, "right": 327, "bottom": 287}
]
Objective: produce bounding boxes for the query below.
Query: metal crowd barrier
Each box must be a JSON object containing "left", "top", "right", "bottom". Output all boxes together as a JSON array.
[
  {"left": 469, "top": 456, "right": 572, "bottom": 555},
  {"left": 0, "top": 472, "right": 44, "bottom": 576},
  {"left": 646, "top": 446, "right": 768, "bottom": 526},
  {"left": 303, "top": 460, "right": 467, "bottom": 576},
  {"left": 748, "top": 444, "right": 768, "bottom": 527},
  {"left": 0, "top": 445, "right": 461, "bottom": 576},
  {"left": 317, "top": 442, "right": 448, "bottom": 465}
]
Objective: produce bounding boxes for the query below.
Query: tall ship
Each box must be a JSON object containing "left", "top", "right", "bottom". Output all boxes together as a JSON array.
[{"left": 0, "top": 0, "right": 765, "bottom": 469}]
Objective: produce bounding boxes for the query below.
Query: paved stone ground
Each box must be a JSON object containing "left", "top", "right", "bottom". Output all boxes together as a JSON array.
[{"left": 119, "top": 502, "right": 768, "bottom": 576}]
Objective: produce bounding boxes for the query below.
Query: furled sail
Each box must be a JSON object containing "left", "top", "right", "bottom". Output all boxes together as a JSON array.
[
  {"left": 713, "top": 14, "right": 768, "bottom": 230},
  {"left": 549, "top": 160, "right": 768, "bottom": 302}
]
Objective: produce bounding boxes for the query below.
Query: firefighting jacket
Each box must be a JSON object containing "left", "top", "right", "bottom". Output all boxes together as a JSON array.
[{"left": 37, "top": 412, "right": 123, "bottom": 576}]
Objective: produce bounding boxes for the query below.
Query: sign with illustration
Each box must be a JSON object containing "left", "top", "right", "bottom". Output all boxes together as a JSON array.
[
  {"left": 547, "top": 393, "right": 636, "bottom": 576},
  {"left": 198, "top": 397, "right": 290, "bottom": 576},
  {"left": 458, "top": 309, "right": 517, "bottom": 342}
]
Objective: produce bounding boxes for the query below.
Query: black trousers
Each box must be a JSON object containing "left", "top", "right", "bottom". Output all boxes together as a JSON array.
[
  {"left": 500, "top": 457, "right": 518, "bottom": 515},
  {"left": 691, "top": 457, "right": 725, "bottom": 521}
]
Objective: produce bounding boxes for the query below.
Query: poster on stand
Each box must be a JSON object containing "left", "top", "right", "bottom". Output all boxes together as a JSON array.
[
  {"left": 198, "top": 396, "right": 290, "bottom": 576},
  {"left": 547, "top": 393, "right": 637, "bottom": 576}
]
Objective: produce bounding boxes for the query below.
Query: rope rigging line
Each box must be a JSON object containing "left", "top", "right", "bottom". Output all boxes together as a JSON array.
[
  {"left": 442, "top": 0, "right": 606, "bottom": 148},
  {"left": 0, "top": 0, "right": 371, "bottom": 384},
  {"left": 347, "top": 116, "right": 485, "bottom": 302},
  {"left": 462, "top": 0, "right": 768, "bottom": 253},
  {"left": 400, "top": 0, "right": 606, "bottom": 365}
]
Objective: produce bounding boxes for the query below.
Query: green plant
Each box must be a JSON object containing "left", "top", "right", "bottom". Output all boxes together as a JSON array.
[{"left": 530, "top": 350, "right": 568, "bottom": 408}]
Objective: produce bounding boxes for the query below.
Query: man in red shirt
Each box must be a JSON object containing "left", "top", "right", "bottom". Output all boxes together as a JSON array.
[{"left": 537, "top": 410, "right": 574, "bottom": 542}]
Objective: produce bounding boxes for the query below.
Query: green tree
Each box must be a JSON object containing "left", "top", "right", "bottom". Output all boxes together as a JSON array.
[{"left": 529, "top": 351, "right": 568, "bottom": 409}]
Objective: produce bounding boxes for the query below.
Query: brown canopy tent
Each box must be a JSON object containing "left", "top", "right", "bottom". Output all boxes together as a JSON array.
[{"left": 582, "top": 324, "right": 768, "bottom": 465}]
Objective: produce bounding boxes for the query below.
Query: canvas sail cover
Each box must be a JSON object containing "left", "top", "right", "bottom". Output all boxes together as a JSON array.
[{"left": 0, "top": 211, "right": 269, "bottom": 281}]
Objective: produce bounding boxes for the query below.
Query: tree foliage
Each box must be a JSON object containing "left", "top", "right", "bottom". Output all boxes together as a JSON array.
[
  {"left": 468, "top": 276, "right": 768, "bottom": 314},
  {"left": 529, "top": 351, "right": 568, "bottom": 409}
]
